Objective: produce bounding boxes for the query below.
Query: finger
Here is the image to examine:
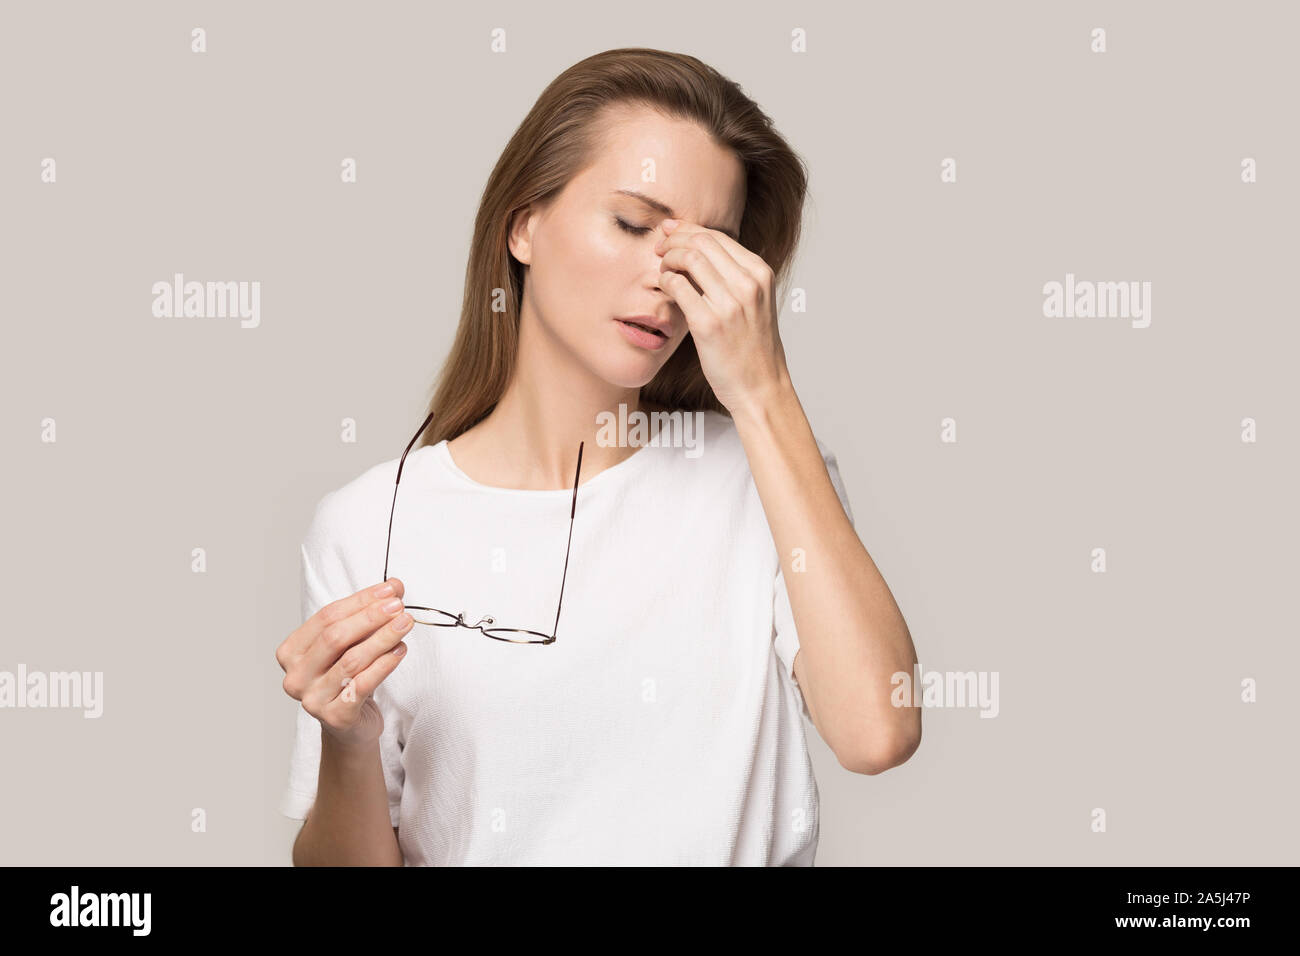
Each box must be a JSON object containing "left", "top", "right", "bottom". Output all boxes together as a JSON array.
[
  {"left": 278, "top": 577, "right": 405, "bottom": 668},
  {"left": 309, "top": 607, "right": 415, "bottom": 711},
  {"left": 320, "top": 638, "right": 409, "bottom": 724},
  {"left": 296, "top": 587, "right": 410, "bottom": 689},
  {"left": 659, "top": 242, "right": 745, "bottom": 321},
  {"left": 658, "top": 226, "right": 752, "bottom": 293},
  {"left": 658, "top": 267, "right": 710, "bottom": 330},
  {"left": 657, "top": 219, "right": 771, "bottom": 282}
]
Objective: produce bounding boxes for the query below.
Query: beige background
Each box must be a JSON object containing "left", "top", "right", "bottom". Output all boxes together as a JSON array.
[{"left": 2, "top": 0, "right": 1296, "bottom": 865}]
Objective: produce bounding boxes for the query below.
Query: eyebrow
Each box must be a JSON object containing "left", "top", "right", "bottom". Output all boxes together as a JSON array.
[{"left": 613, "top": 189, "right": 739, "bottom": 241}]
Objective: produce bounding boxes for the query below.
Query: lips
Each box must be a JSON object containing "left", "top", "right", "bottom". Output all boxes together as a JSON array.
[
  {"left": 615, "top": 317, "right": 671, "bottom": 351},
  {"left": 614, "top": 314, "right": 672, "bottom": 338},
  {"left": 619, "top": 320, "right": 665, "bottom": 338}
]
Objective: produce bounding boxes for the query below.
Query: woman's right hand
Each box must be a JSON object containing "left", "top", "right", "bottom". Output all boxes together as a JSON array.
[{"left": 276, "top": 578, "right": 414, "bottom": 750}]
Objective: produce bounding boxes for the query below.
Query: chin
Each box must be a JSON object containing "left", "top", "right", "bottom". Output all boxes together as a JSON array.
[
  {"left": 599, "top": 359, "right": 665, "bottom": 390},
  {"left": 577, "top": 330, "right": 675, "bottom": 389}
]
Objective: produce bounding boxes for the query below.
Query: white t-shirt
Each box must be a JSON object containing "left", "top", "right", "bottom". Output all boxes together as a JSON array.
[{"left": 279, "top": 408, "right": 855, "bottom": 865}]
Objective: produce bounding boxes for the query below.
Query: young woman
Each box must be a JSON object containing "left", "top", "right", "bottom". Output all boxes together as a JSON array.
[{"left": 276, "top": 47, "right": 919, "bottom": 866}]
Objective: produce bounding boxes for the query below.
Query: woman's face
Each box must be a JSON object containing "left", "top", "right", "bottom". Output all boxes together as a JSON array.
[{"left": 508, "top": 105, "right": 746, "bottom": 389}]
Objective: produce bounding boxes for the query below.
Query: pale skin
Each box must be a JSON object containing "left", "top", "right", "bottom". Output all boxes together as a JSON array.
[
  {"left": 646, "top": 148, "right": 920, "bottom": 776},
  {"left": 657, "top": 252, "right": 923, "bottom": 772},
  {"left": 277, "top": 580, "right": 410, "bottom": 865},
  {"left": 277, "top": 102, "right": 918, "bottom": 865}
]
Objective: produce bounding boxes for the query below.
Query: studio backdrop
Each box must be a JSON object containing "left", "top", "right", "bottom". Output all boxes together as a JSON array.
[{"left": 2, "top": 0, "right": 1296, "bottom": 865}]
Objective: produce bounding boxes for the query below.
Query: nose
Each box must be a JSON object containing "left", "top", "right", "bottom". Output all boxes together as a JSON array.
[{"left": 647, "top": 243, "right": 673, "bottom": 294}]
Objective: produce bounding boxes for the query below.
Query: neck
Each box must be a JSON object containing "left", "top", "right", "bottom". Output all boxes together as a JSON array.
[{"left": 452, "top": 304, "right": 663, "bottom": 490}]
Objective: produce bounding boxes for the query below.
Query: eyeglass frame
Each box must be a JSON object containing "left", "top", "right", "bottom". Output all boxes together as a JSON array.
[{"left": 382, "top": 411, "right": 584, "bottom": 645}]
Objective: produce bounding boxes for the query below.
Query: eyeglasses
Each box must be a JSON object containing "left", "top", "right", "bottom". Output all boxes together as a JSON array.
[{"left": 382, "top": 412, "right": 584, "bottom": 645}]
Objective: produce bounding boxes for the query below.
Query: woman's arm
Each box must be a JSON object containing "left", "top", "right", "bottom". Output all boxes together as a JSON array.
[
  {"left": 292, "top": 732, "right": 403, "bottom": 866},
  {"left": 653, "top": 217, "right": 921, "bottom": 775},
  {"left": 732, "top": 377, "right": 921, "bottom": 775}
]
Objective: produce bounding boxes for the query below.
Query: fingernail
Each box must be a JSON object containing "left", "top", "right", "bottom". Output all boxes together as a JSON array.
[
  {"left": 374, "top": 582, "right": 394, "bottom": 597},
  {"left": 662, "top": 218, "right": 678, "bottom": 230},
  {"left": 382, "top": 597, "right": 404, "bottom": 613}
]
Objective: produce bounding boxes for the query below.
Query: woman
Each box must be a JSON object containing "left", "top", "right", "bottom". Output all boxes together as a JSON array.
[{"left": 276, "top": 47, "right": 920, "bottom": 866}]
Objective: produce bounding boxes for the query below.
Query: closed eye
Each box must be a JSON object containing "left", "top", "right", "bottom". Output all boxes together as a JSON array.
[{"left": 614, "top": 217, "right": 653, "bottom": 236}]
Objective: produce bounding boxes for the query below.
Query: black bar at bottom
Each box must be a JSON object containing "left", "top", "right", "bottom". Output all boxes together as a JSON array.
[{"left": 3, "top": 865, "right": 1286, "bottom": 941}]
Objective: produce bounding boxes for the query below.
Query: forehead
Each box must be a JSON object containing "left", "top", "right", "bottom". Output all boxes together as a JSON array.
[{"left": 575, "top": 104, "right": 746, "bottom": 232}]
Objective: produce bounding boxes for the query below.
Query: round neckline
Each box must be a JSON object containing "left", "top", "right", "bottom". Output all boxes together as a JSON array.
[{"left": 431, "top": 435, "right": 660, "bottom": 497}]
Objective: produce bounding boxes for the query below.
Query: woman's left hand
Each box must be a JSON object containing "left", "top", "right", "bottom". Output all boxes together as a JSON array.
[{"left": 655, "top": 218, "right": 790, "bottom": 416}]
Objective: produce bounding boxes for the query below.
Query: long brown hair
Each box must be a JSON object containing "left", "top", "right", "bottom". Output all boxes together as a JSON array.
[{"left": 416, "top": 47, "right": 809, "bottom": 448}]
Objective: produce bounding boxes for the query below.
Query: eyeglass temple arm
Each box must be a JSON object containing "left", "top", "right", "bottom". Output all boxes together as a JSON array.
[
  {"left": 550, "top": 440, "right": 584, "bottom": 641},
  {"left": 383, "top": 420, "right": 582, "bottom": 639},
  {"left": 384, "top": 411, "right": 436, "bottom": 582}
]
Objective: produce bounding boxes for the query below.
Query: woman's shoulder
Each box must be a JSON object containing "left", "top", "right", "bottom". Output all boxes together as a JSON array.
[
  {"left": 303, "top": 448, "right": 427, "bottom": 547},
  {"left": 664, "top": 406, "right": 846, "bottom": 497},
  {"left": 642, "top": 407, "right": 736, "bottom": 465},
  {"left": 644, "top": 407, "right": 751, "bottom": 485}
]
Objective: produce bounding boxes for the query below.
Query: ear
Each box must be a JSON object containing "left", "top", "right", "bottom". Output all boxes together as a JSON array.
[{"left": 507, "top": 203, "right": 542, "bottom": 266}]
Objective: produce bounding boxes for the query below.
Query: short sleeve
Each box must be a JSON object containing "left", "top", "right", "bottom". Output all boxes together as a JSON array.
[
  {"left": 773, "top": 438, "right": 856, "bottom": 721},
  {"left": 278, "top": 494, "right": 405, "bottom": 828}
]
